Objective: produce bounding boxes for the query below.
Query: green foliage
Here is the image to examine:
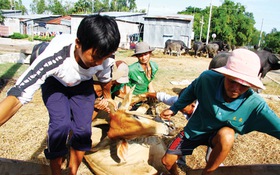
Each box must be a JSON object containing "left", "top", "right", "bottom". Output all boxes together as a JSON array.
[
  {"left": 72, "top": 0, "right": 92, "bottom": 13},
  {"left": 70, "top": 0, "right": 136, "bottom": 14},
  {"left": 33, "top": 35, "right": 54, "bottom": 42},
  {"left": 48, "top": 0, "right": 66, "bottom": 15},
  {"left": 0, "top": 0, "right": 11, "bottom": 9},
  {"left": 263, "top": 29, "right": 280, "bottom": 54},
  {"left": 15, "top": 0, "right": 28, "bottom": 15},
  {"left": 30, "top": 0, "right": 47, "bottom": 14},
  {"left": 10, "top": 32, "right": 28, "bottom": 39},
  {"left": 0, "top": 10, "right": 4, "bottom": 24},
  {"left": 179, "top": 0, "right": 258, "bottom": 47}
]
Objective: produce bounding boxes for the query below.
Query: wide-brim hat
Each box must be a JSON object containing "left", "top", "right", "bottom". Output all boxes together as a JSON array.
[
  {"left": 132, "top": 42, "right": 154, "bottom": 56},
  {"left": 112, "top": 61, "right": 129, "bottom": 84},
  {"left": 213, "top": 48, "right": 265, "bottom": 89}
]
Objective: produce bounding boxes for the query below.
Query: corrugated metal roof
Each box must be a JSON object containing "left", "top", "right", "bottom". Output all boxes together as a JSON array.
[
  {"left": 71, "top": 11, "right": 146, "bottom": 18},
  {"left": 6, "top": 14, "right": 61, "bottom": 20},
  {"left": 100, "top": 11, "right": 146, "bottom": 18},
  {"left": 47, "top": 16, "right": 71, "bottom": 24},
  {"left": 145, "top": 14, "right": 194, "bottom": 21}
]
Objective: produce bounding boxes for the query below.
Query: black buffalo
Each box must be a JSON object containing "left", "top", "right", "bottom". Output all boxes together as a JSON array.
[
  {"left": 164, "top": 39, "right": 189, "bottom": 55},
  {"left": 208, "top": 50, "right": 280, "bottom": 78},
  {"left": 206, "top": 43, "right": 219, "bottom": 58},
  {"left": 192, "top": 41, "right": 206, "bottom": 58},
  {"left": 30, "top": 42, "right": 49, "bottom": 65},
  {"left": 211, "top": 40, "right": 230, "bottom": 52},
  {"left": 165, "top": 42, "right": 182, "bottom": 56}
]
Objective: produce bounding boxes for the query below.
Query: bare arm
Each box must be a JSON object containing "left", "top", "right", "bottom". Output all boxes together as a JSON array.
[
  {"left": 148, "top": 82, "right": 156, "bottom": 93},
  {"left": 0, "top": 96, "right": 22, "bottom": 126},
  {"left": 100, "top": 81, "right": 112, "bottom": 99}
]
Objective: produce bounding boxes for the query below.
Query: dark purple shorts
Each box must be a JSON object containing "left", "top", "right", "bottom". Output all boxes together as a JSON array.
[
  {"left": 166, "top": 130, "right": 215, "bottom": 156},
  {"left": 41, "top": 77, "right": 95, "bottom": 159}
]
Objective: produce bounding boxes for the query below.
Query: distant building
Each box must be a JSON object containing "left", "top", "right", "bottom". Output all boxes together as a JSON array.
[
  {"left": 143, "top": 14, "right": 194, "bottom": 49},
  {"left": 0, "top": 11, "right": 194, "bottom": 50},
  {"left": 0, "top": 10, "right": 22, "bottom": 36},
  {"left": 0, "top": 12, "right": 61, "bottom": 36},
  {"left": 45, "top": 16, "right": 71, "bottom": 35}
]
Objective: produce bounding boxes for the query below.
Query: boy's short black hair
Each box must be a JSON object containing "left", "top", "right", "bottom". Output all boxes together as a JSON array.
[{"left": 77, "top": 14, "right": 120, "bottom": 59}]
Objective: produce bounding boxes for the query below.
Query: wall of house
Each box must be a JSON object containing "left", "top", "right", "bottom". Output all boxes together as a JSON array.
[
  {"left": 3, "top": 18, "right": 20, "bottom": 36},
  {"left": 143, "top": 17, "right": 194, "bottom": 49},
  {"left": 70, "top": 17, "right": 83, "bottom": 37},
  {"left": 46, "top": 24, "right": 70, "bottom": 35},
  {"left": 116, "top": 21, "right": 140, "bottom": 49}
]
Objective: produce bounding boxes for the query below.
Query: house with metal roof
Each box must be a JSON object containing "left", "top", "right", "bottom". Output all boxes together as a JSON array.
[
  {"left": 1, "top": 13, "right": 61, "bottom": 36},
  {"left": 143, "top": 14, "right": 194, "bottom": 49},
  {"left": 71, "top": 12, "right": 194, "bottom": 49},
  {"left": 0, "top": 10, "right": 194, "bottom": 50}
]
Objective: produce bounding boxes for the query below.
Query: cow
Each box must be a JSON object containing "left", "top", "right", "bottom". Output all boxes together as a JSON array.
[
  {"left": 94, "top": 86, "right": 173, "bottom": 140},
  {"left": 84, "top": 86, "right": 175, "bottom": 175},
  {"left": 29, "top": 42, "right": 49, "bottom": 65},
  {"left": 192, "top": 41, "right": 206, "bottom": 58},
  {"left": 208, "top": 49, "right": 280, "bottom": 79},
  {"left": 164, "top": 39, "right": 189, "bottom": 55},
  {"left": 206, "top": 43, "right": 219, "bottom": 58}
]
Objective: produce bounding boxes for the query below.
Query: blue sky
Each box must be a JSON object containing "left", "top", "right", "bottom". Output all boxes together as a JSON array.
[{"left": 23, "top": 0, "right": 279, "bottom": 33}]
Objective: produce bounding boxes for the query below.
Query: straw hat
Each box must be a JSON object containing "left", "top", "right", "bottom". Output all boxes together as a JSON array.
[
  {"left": 132, "top": 42, "right": 154, "bottom": 56},
  {"left": 112, "top": 60, "right": 129, "bottom": 84},
  {"left": 213, "top": 48, "right": 265, "bottom": 89}
]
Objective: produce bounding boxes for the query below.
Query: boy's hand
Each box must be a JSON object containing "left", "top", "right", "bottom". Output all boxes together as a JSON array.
[
  {"left": 160, "top": 109, "right": 174, "bottom": 120},
  {"left": 94, "top": 98, "right": 116, "bottom": 113},
  {"left": 144, "top": 92, "right": 157, "bottom": 99}
]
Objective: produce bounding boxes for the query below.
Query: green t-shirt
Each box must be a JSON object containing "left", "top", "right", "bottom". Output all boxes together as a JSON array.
[
  {"left": 126, "top": 61, "right": 158, "bottom": 95},
  {"left": 171, "top": 70, "right": 280, "bottom": 140}
]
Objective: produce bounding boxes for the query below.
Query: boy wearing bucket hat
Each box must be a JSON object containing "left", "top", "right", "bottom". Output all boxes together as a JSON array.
[
  {"left": 126, "top": 42, "right": 158, "bottom": 95},
  {"left": 159, "top": 49, "right": 280, "bottom": 175}
]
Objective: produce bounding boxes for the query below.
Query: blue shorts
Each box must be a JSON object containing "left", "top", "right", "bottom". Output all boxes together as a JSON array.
[
  {"left": 41, "top": 77, "right": 95, "bottom": 159},
  {"left": 166, "top": 130, "right": 216, "bottom": 156}
]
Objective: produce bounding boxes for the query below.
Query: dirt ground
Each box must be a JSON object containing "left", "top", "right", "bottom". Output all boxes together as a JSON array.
[{"left": 0, "top": 48, "right": 279, "bottom": 174}]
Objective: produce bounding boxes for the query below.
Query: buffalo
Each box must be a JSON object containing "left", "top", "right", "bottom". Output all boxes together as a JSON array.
[
  {"left": 206, "top": 43, "right": 219, "bottom": 58},
  {"left": 165, "top": 42, "right": 182, "bottom": 56},
  {"left": 192, "top": 41, "right": 206, "bottom": 58},
  {"left": 211, "top": 40, "right": 230, "bottom": 52},
  {"left": 208, "top": 49, "right": 280, "bottom": 79},
  {"left": 164, "top": 39, "right": 189, "bottom": 55}
]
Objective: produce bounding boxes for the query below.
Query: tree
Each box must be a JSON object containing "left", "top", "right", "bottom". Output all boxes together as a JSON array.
[
  {"left": 14, "top": 0, "right": 28, "bottom": 14},
  {"left": 30, "top": 0, "right": 47, "bottom": 14},
  {"left": 0, "top": 0, "right": 11, "bottom": 9},
  {"left": 263, "top": 29, "right": 280, "bottom": 54},
  {"left": 179, "top": 0, "right": 258, "bottom": 47},
  {"left": 48, "top": 0, "right": 65, "bottom": 15},
  {"left": 72, "top": 0, "right": 92, "bottom": 14}
]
